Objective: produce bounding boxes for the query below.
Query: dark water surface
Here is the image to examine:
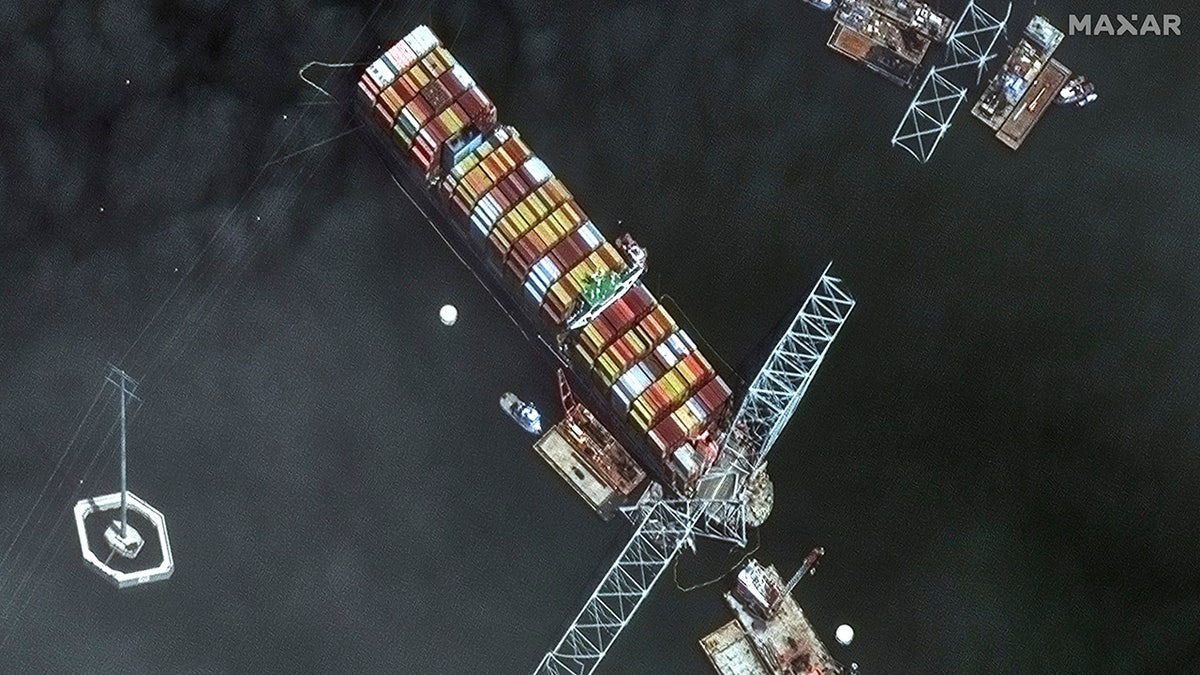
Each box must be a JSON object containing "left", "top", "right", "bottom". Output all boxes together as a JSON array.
[{"left": 2, "top": 0, "right": 1199, "bottom": 672}]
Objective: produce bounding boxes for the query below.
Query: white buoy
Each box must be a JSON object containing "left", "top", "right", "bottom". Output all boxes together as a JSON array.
[
  {"left": 439, "top": 304, "right": 458, "bottom": 326},
  {"left": 836, "top": 624, "right": 855, "bottom": 646}
]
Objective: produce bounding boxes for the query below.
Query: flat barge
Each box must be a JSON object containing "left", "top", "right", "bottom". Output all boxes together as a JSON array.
[
  {"left": 996, "top": 58, "right": 1070, "bottom": 150},
  {"left": 827, "top": 0, "right": 952, "bottom": 87},
  {"left": 532, "top": 370, "right": 646, "bottom": 519},
  {"left": 972, "top": 16, "right": 1070, "bottom": 149}
]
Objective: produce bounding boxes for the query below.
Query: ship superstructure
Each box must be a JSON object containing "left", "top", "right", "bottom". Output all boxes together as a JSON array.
[{"left": 358, "top": 27, "right": 732, "bottom": 493}]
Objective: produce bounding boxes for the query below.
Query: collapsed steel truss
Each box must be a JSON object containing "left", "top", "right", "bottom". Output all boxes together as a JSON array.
[
  {"left": 535, "top": 498, "right": 697, "bottom": 675},
  {"left": 724, "top": 264, "right": 856, "bottom": 474},
  {"left": 943, "top": 0, "right": 1013, "bottom": 83},
  {"left": 534, "top": 265, "right": 854, "bottom": 674},
  {"left": 892, "top": 0, "right": 1011, "bottom": 163},
  {"left": 891, "top": 70, "right": 969, "bottom": 164}
]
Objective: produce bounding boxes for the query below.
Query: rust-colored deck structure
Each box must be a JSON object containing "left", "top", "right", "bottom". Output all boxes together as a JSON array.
[
  {"left": 532, "top": 369, "right": 646, "bottom": 518},
  {"left": 997, "top": 58, "right": 1071, "bottom": 149}
]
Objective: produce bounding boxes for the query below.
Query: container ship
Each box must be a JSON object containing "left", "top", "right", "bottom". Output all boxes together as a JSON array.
[{"left": 356, "top": 26, "right": 734, "bottom": 501}]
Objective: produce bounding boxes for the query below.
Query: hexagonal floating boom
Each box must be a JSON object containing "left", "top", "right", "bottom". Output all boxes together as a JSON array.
[
  {"left": 73, "top": 492, "right": 173, "bottom": 589},
  {"left": 72, "top": 366, "right": 173, "bottom": 589}
]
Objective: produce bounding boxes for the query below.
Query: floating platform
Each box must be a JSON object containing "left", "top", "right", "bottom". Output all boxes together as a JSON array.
[
  {"left": 533, "top": 371, "right": 647, "bottom": 519},
  {"left": 701, "top": 562, "right": 841, "bottom": 675},
  {"left": 971, "top": 16, "right": 1070, "bottom": 150},
  {"left": 535, "top": 426, "right": 626, "bottom": 518},
  {"left": 73, "top": 492, "right": 173, "bottom": 589},
  {"left": 701, "top": 620, "right": 771, "bottom": 675},
  {"left": 827, "top": 0, "right": 952, "bottom": 87},
  {"left": 996, "top": 59, "right": 1071, "bottom": 149}
]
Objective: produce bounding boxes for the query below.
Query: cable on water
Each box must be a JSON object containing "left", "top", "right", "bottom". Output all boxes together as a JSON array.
[
  {"left": 0, "top": 383, "right": 108, "bottom": 577},
  {"left": 0, "top": 0, "right": 420, "bottom": 649},
  {"left": 0, "top": 397, "right": 135, "bottom": 634},
  {"left": 298, "top": 61, "right": 366, "bottom": 100},
  {"left": 672, "top": 528, "right": 761, "bottom": 593}
]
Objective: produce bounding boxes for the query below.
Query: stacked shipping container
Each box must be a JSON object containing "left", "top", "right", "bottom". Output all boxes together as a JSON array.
[
  {"left": 357, "top": 27, "right": 497, "bottom": 178},
  {"left": 359, "top": 26, "right": 732, "bottom": 483}
]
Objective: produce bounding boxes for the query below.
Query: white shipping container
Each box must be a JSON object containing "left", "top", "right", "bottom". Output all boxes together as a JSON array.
[
  {"left": 576, "top": 221, "right": 603, "bottom": 250},
  {"left": 450, "top": 64, "right": 476, "bottom": 90},
  {"left": 662, "top": 332, "right": 691, "bottom": 360},
  {"left": 404, "top": 25, "right": 439, "bottom": 56},
  {"left": 653, "top": 337, "right": 685, "bottom": 372},
  {"left": 523, "top": 157, "right": 552, "bottom": 184},
  {"left": 366, "top": 59, "right": 396, "bottom": 90},
  {"left": 470, "top": 194, "right": 503, "bottom": 236},
  {"left": 613, "top": 362, "right": 654, "bottom": 412},
  {"left": 526, "top": 257, "right": 561, "bottom": 303}
]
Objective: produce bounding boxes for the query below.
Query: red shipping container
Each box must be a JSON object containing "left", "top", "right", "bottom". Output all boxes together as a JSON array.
[
  {"left": 421, "top": 78, "right": 454, "bottom": 113},
  {"left": 505, "top": 236, "right": 544, "bottom": 280},
  {"left": 648, "top": 414, "right": 687, "bottom": 457},
  {"left": 694, "top": 377, "right": 731, "bottom": 413},
  {"left": 408, "top": 95, "right": 435, "bottom": 127},
  {"left": 459, "top": 88, "right": 495, "bottom": 126},
  {"left": 395, "top": 74, "right": 421, "bottom": 105},
  {"left": 443, "top": 68, "right": 468, "bottom": 98},
  {"left": 358, "top": 76, "right": 380, "bottom": 106},
  {"left": 558, "top": 231, "right": 597, "bottom": 271}
]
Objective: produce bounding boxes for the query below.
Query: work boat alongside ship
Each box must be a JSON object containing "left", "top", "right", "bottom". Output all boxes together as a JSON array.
[
  {"left": 501, "top": 393, "right": 543, "bottom": 435},
  {"left": 1056, "top": 74, "right": 1097, "bottom": 107}
]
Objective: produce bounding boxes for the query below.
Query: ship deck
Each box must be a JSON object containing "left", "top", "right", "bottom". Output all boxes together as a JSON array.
[
  {"left": 827, "top": 23, "right": 923, "bottom": 87},
  {"left": 828, "top": 24, "right": 873, "bottom": 61},
  {"left": 700, "top": 620, "right": 771, "bottom": 675},
  {"left": 996, "top": 58, "right": 1070, "bottom": 150},
  {"left": 701, "top": 563, "right": 841, "bottom": 675},
  {"left": 533, "top": 425, "right": 622, "bottom": 519}
]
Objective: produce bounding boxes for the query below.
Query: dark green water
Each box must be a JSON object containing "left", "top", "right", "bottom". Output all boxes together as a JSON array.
[{"left": 1, "top": 0, "right": 1198, "bottom": 672}]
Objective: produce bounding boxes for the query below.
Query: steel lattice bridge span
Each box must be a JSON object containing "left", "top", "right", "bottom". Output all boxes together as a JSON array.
[
  {"left": 892, "top": 0, "right": 1012, "bottom": 163},
  {"left": 536, "top": 268, "right": 854, "bottom": 674}
]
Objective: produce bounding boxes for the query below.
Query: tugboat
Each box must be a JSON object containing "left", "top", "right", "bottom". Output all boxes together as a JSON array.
[
  {"left": 1056, "top": 75, "right": 1097, "bottom": 107},
  {"left": 501, "top": 392, "right": 542, "bottom": 435}
]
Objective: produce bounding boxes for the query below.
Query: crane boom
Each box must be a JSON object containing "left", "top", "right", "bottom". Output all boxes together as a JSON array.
[{"left": 786, "top": 547, "right": 825, "bottom": 594}]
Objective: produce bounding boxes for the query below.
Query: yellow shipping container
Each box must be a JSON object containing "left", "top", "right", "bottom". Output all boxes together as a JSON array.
[
  {"left": 424, "top": 47, "right": 453, "bottom": 75},
  {"left": 595, "top": 352, "right": 622, "bottom": 385},
  {"left": 671, "top": 405, "right": 701, "bottom": 434},
  {"left": 629, "top": 399, "right": 653, "bottom": 430}
]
